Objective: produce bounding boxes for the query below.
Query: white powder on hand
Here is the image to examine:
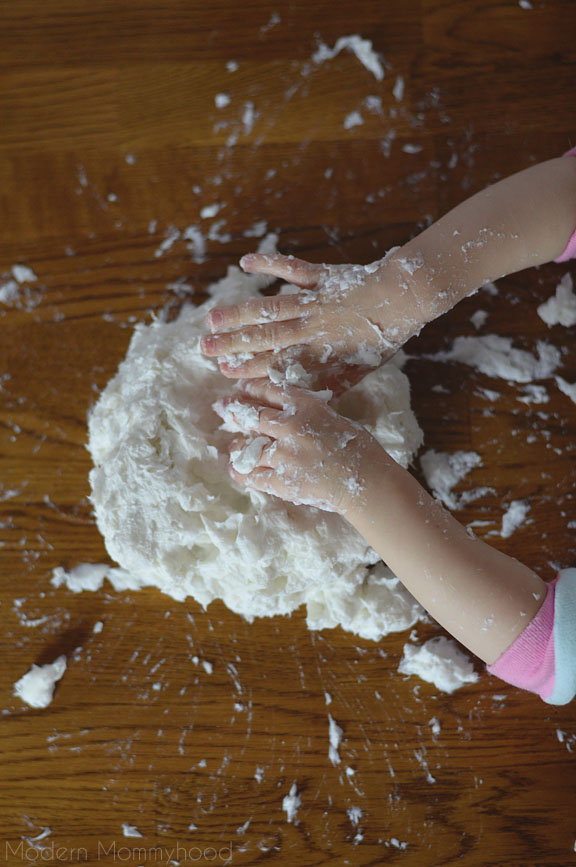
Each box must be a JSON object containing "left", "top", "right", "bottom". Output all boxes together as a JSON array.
[
  {"left": 538, "top": 273, "right": 576, "bottom": 327},
  {"left": 14, "top": 656, "right": 67, "bottom": 708},
  {"left": 398, "top": 637, "right": 479, "bottom": 693}
]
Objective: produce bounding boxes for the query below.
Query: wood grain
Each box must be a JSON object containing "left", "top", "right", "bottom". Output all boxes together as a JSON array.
[{"left": 1, "top": 1, "right": 575, "bottom": 865}]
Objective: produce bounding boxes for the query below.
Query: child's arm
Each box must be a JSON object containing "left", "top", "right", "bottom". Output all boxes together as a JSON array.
[
  {"left": 201, "top": 153, "right": 576, "bottom": 387},
  {"left": 218, "top": 379, "right": 547, "bottom": 666}
]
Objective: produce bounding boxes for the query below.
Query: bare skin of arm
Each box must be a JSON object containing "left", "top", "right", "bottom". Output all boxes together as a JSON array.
[
  {"left": 219, "top": 380, "right": 547, "bottom": 666},
  {"left": 201, "top": 155, "right": 576, "bottom": 390}
]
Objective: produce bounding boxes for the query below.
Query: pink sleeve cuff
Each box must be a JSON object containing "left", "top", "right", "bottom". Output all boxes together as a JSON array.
[
  {"left": 554, "top": 145, "right": 576, "bottom": 263},
  {"left": 486, "top": 577, "right": 557, "bottom": 700}
]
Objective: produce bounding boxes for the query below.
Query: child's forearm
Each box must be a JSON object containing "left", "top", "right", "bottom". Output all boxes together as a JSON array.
[
  {"left": 348, "top": 447, "right": 547, "bottom": 665},
  {"left": 387, "top": 156, "right": 576, "bottom": 320}
]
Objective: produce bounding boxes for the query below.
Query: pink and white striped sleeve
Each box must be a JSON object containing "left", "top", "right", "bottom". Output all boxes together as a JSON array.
[
  {"left": 486, "top": 568, "right": 576, "bottom": 705},
  {"left": 554, "top": 145, "right": 576, "bottom": 263}
]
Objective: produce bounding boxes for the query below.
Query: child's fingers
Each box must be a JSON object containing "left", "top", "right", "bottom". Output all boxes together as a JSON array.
[
  {"left": 239, "top": 377, "right": 312, "bottom": 412},
  {"left": 218, "top": 351, "right": 278, "bottom": 379},
  {"left": 201, "top": 317, "right": 309, "bottom": 357},
  {"left": 206, "top": 293, "right": 310, "bottom": 334},
  {"left": 239, "top": 252, "right": 324, "bottom": 288},
  {"left": 229, "top": 464, "right": 283, "bottom": 498}
]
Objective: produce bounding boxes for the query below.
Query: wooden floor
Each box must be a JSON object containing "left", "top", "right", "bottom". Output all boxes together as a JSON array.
[{"left": 1, "top": 1, "right": 575, "bottom": 865}]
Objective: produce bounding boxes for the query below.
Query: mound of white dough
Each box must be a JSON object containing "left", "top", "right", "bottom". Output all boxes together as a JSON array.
[{"left": 88, "top": 248, "right": 426, "bottom": 641}]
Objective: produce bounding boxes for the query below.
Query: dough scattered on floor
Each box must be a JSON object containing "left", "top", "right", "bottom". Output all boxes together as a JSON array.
[
  {"left": 398, "top": 637, "right": 479, "bottom": 693},
  {"left": 13, "top": 656, "right": 67, "bottom": 708}
]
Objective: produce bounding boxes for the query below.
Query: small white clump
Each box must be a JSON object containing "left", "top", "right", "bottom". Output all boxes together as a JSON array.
[
  {"left": 51, "top": 562, "right": 148, "bottom": 593},
  {"left": 501, "top": 499, "right": 530, "bottom": 538},
  {"left": 420, "top": 449, "right": 483, "bottom": 510},
  {"left": 12, "top": 264, "right": 38, "bottom": 283},
  {"left": 344, "top": 110, "right": 364, "bottom": 130},
  {"left": 398, "top": 636, "right": 479, "bottom": 693},
  {"left": 282, "top": 783, "right": 301, "bottom": 823},
  {"left": 0, "top": 279, "right": 20, "bottom": 304},
  {"left": 428, "top": 334, "right": 561, "bottom": 382},
  {"left": 230, "top": 436, "right": 270, "bottom": 474},
  {"left": 312, "top": 34, "right": 385, "bottom": 81},
  {"left": 121, "top": 824, "right": 143, "bottom": 838},
  {"left": 537, "top": 273, "right": 576, "bottom": 327},
  {"left": 214, "top": 93, "right": 231, "bottom": 109},
  {"left": 556, "top": 376, "right": 576, "bottom": 404},
  {"left": 347, "top": 806, "right": 363, "bottom": 825},
  {"left": 470, "top": 310, "right": 488, "bottom": 330},
  {"left": 200, "top": 203, "right": 222, "bottom": 220},
  {"left": 328, "top": 714, "right": 343, "bottom": 765},
  {"left": 392, "top": 74, "right": 404, "bottom": 101},
  {"left": 14, "top": 656, "right": 67, "bottom": 708},
  {"left": 517, "top": 384, "right": 548, "bottom": 404}
]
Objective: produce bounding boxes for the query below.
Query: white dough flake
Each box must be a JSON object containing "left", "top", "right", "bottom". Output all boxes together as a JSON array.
[
  {"left": 398, "top": 637, "right": 479, "bottom": 693},
  {"left": 14, "top": 656, "right": 67, "bottom": 708}
]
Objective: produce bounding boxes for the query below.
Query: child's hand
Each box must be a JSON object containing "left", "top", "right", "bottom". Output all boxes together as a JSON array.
[
  {"left": 214, "top": 378, "right": 392, "bottom": 515},
  {"left": 201, "top": 252, "right": 430, "bottom": 393}
]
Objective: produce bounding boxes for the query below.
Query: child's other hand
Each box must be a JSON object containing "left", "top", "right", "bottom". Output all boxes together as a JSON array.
[
  {"left": 215, "top": 378, "right": 390, "bottom": 515},
  {"left": 200, "top": 252, "right": 429, "bottom": 394}
]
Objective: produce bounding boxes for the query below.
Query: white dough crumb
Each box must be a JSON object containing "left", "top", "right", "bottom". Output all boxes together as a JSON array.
[
  {"left": 282, "top": 783, "right": 301, "bottom": 823},
  {"left": 392, "top": 75, "right": 404, "bottom": 101},
  {"left": 347, "top": 806, "right": 363, "bottom": 825},
  {"left": 420, "top": 449, "right": 483, "bottom": 510},
  {"left": 200, "top": 203, "right": 222, "bottom": 220},
  {"left": 537, "top": 273, "right": 576, "bottom": 327},
  {"left": 51, "top": 562, "right": 147, "bottom": 593},
  {"left": 556, "top": 376, "right": 576, "bottom": 404},
  {"left": 398, "top": 636, "right": 479, "bottom": 693},
  {"left": 0, "top": 279, "right": 20, "bottom": 304},
  {"left": 427, "top": 334, "right": 561, "bottom": 382},
  {"left": 517, "top": 384, "right": 548, "bottom": 405},
  {"left": 121, "top": 824, "right": 143, "bottom": 838},
  {"left": 12, "top": 264, "right": 38, "bottom": 283},
  {"left": 14, "top": 656, "right": 67, "bottom": 708},
  {"left": 312, "top": 34, "right": 385, "bottom": 81},
  {"left": 470, "top": 310, "right": 488, "bottom": 330},
  {"left": 328, "top": 714, "right": 343, "bottom": 765},
  {"left": 214, "top": 93, "right": 231, "bottom": 109},
  {"left": 500, "top": 499, "right": 530, "bottom": 538},
  {"left": 344, "top": 110, "right": 364, "bottom": 130}
]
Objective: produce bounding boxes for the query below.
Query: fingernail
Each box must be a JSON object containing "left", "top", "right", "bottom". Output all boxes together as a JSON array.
[
  {"left": 201, "top": 335, "right": 215, "bottom": 353},
  {"left": 240, "top": 255, "right": 253, "bottom": 271},
  {"left": 209, "top": 310, "right": 223, "bottom": 330}
]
